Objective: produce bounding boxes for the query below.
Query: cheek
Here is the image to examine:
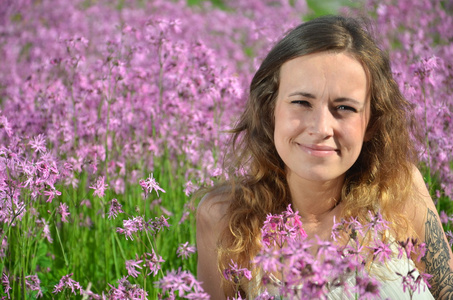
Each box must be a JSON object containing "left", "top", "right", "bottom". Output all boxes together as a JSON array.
[
  {"left": 274, "top": 118, "right": 299, "bottom": 144},
  {"left": 273, "top": 106, "right": 287, "bottom": 140},
  {"left": 275, "top": 107, "right": 302, "bottom": 136},
  {"left": 273, "top": 118, "right": 292, "bottom": 154},
  {"left": 273, "top": 120, "right": 286, "bottom": 148}
]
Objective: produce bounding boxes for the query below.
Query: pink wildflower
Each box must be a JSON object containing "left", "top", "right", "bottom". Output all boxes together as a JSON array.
[
  {"left": 58, "top": 202, "right": 70, "bottom": 223},
  {"left": 0, "top": 115, "right": 13, "bottom": 137},
  {"left": 155, "top": 268, "right": 209, "bottom": 299},
  {"left": 53, "top": 273, "right": 83, "bottom": 295},
  {"left": 2, "top": 273, "right": 11, "bottom": 299},
  {"left": 417, "top": 272, "right": 432, "bottom": 291},
  {"left": 314, "top": 236, "right": 338, "bottom": 259},
  {"left": 177, "top": 242, "right": 196, "bottom": 260},
  {"left": 37, "top": 218, "right": 53, "bottom": 243},
  {"left": 397, "top": 238, "right": 426, "bottom": 261},
  {"left": 36, "top": 160, "right": 59, "bottom": 179},
  {"left": 43, "top": 188, "right": 61, "bottom": 203},
  {"left": 253, "top": 246, "right": 285, "bottom": 274},
  {"left": 107, "top": 276, "right": 147, "bottom": 299},
  {"left": 90, "top": 153, "right": 98, "bottom": 174},
  {"left": 117, "top": 215, "right": 170, "bottom": 240},
  {"left": 355, "top": 276, "right": 380, "bottom": 299},
  {"left": 261, "top": 204, "right": 307, "bottom": 248},
  {"left": 125, "top": 255, "right": 143, "bottom": 278},
  {"left": 43, "top": 224, "right": 53, "bottom": 243},
  {"left": 0, "top": 235, "right": 7, "bottom": 258},
  {"left": 223, "top": 260, "right": 252, "bottom": 284},
  {"left": 228, "top": 291, "right": 245, "bottom": 300},
  {"left": 139, "top": 173, "right": 165, "bottom": 198},
  {"left": 440, "top": 211, "right": 449, "bottom": 224},
  {"left": 183, "top": 181, "right": 198, "bottom": 196},
  {"left": 116, "top": 216, "right": 145, "bottom": 240},
  {"left": 414, "top": 242, "right": 427, "bottom": 262},
  {"left": 108, "top": 198, "right": 124, "bottom": 219},
  {"left": 397, "top": 269, "right": 418, "bottom": 294},
  {"left": 143, "top": 250, "right": 165, "bottom": 276},
  {"left": 253, "top": 289, "right": 274, "bottom": 299},
  {"left": 89, "top": 176, "right": 108, "bottom": 198},
  {"left": 29, "top": 134, "right": 47, "bottom": 153},
  {"left": 146, "top": 215, "right": 171, "bottom": 234},
  {"left": 368, "top": 239, "right": 393, "bottom": 263},
  {"left": 25, "top": 274, "right": 43, "bottom": 298},
  {"left": 363, "top": 211, "right": 390, "bottom": 237},
  {"left": 342, "top": 238, "right": 367, "bottom": 264}
]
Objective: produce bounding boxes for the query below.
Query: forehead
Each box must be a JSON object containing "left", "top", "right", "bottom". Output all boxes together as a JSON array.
[{"left": 278, "top": 52, "right": 369, "bottom": 100}]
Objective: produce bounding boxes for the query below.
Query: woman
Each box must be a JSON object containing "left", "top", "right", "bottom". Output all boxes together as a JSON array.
[{"left": 196, "top": 15, "right": 453, "bottom": 299}]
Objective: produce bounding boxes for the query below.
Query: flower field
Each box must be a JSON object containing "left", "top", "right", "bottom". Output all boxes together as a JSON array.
[{"left": 0, "top": 0, "right": 452, "bottom": 298}]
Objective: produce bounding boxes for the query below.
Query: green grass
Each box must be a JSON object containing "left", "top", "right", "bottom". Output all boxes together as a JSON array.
[
  {"left": 304, "top": 0, "right": 362, "bottom": 20},
  {"left": 1, "top": 154, "right": 453, "bottom": 298},
  {"left": 0, "top": 155, "right": 198, "bottom": 298}
]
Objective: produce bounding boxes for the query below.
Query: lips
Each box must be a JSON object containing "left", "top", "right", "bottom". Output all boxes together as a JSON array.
[{"left": 296, "top": 143, "right": 339, "bottom": 157}]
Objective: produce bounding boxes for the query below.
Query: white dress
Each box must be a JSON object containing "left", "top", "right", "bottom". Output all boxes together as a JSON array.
[{"left": 247, "top": 247, "right": 435, "bottom": 299}]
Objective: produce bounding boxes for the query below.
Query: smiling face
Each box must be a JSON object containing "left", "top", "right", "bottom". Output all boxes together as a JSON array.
[{"left": 274, "top": 51, "right": 370, "bottom": 186}]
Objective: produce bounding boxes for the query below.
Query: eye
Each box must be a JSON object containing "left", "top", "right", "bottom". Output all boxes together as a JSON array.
[
  {"left": 336, "top": 105, "right": 357, "bottom": 113},
  {"left": 291, "top": 100, "right": 311, "bottom": 107}
]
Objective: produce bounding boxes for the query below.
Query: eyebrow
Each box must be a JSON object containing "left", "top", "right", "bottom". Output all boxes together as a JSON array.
[
  {"left": 333, "top": 98, "right": 363, "bottom": 106},
  {"left": 288, "top": 91, "right": 363, "bottom": 106},
  {"left": 288, "top": 91, "right": 316, "bottom": 99}
]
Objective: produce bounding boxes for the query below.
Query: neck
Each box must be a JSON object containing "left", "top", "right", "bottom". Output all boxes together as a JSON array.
[{"left": 287, "top": 173, "right": 344, "bottom": 223}]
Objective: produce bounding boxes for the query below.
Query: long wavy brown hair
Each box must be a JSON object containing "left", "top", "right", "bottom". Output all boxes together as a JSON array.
[{"left": 206, "top": 15, "right": 420, "bottom": 296}]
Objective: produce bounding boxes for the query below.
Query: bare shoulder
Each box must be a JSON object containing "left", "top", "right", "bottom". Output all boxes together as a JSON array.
[
  {"left": 404, "top": 165, "right": 432, "bottom": 233},
  {"left": 406, "top": 165, "right": 443, "bottom": 237},
  {"left": 196, "top": 186, "right": 233, "bottom": 299},
  {"left": 410, "top": 164, "right": 432, "bottom": 203},
  {"left": 196, "top": 187, "right": 232, "bottom": 230}
]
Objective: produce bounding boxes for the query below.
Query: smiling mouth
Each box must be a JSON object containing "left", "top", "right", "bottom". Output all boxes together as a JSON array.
[{"left": 296, "top": 143, "right": 339, "bottom": 157}]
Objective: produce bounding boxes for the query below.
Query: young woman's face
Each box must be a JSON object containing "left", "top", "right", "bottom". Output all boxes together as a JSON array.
[{"left": 274, "top": 51, "right": 370, "bottom": 184}]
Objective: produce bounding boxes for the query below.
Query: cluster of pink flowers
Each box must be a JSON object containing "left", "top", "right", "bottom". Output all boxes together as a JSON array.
[
  {"left": 107, "top": 276, "right": 148, "bottom": 299},
  {"left": 116, "top": 215, "right": 170, "bottom": 240},
  {"left": 261, "top": 204, "right": 307, "bottom": 248},
  {"left": 345, "top": 0, "right": 453, "bottom": 197},
  {"left": 223, "top": 259, "right": 252, "bottom": 285},
  {"left": 155, "top": 268, "right": 210, "bottom": 299},
  {"left": 52, "top": 273, "right": 83, "bottom": 295},
  {"left": 125, "top": 250, "right": 166, "bottom": 278},
  {"left": 223, "top": 206, "right": 432, "bottom": 299}
]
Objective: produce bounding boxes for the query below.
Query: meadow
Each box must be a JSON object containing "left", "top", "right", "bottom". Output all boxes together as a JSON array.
[{"left": 0, "top": 0, "right": 452, "bottom": 298}]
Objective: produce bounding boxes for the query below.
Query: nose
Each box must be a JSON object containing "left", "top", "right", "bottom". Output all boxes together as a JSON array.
[{"left": 307, "top": 106, "right": 334, "bottom": 139}]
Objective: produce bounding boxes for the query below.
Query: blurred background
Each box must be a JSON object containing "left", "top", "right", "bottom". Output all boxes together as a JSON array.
[{"left": 0, "top": 0, "right": 452, "bottom": 298}]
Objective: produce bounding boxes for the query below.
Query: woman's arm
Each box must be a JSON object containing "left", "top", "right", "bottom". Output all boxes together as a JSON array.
[
  {"left": 196, "top": 192, "right": 231, "bottom": 299},
  {"left": 409, "top": 166, "right": 453, "bottom": 299}
]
